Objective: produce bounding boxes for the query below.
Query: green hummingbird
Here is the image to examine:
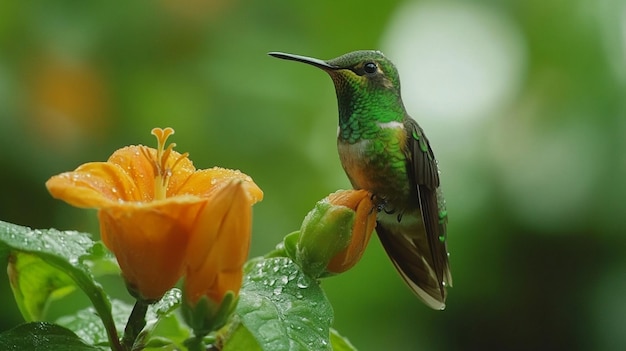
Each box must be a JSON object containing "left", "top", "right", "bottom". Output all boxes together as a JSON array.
[{"left": 269, "top": 50, "right": 452, "bottom": 309}]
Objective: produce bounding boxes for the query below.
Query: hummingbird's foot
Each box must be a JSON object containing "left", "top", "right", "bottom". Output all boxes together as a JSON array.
[
  {"left": 376, "top": 202, "right": 405, "bottom": 222},
  {"left": 369, "top": 193, "right": 387, "bottom": 213},
  {"left": 378, "top": 200, "right": 396, "bottom": 215},
  {"left": 384, "top": 206, "right": 396, "bottom": 215},
  {"left": 371, "top": 195, "right": 404, "bottom": 222}
]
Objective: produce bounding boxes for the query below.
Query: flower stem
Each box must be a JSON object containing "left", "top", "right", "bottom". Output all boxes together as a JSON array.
[{"left": 121, "top": 299, "right": 149, "bottom": 350}]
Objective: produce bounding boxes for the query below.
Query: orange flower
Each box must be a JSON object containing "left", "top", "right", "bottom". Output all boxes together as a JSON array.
[{"left": 46, "top": 128, "right": 262, "bottom": 302}]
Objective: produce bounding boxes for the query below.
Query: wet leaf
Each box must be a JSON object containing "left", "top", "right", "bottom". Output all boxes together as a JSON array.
[
  {"left": 0, "top": 221, "right": 117, "bottom": 348},
  {"left": 222, "top": 323, "right": 262, "bottom": 351},
  {"left": 0, "top": 322, "right": 100, "bottom": 351},
  {"left": 236, "top": 257, "right": 333, "bottom": 351},
  {"left": 56, "top": 300, "right": 131, "bottom": 346},
  {"left": 57, "top": 290, "right": 184, "bottom": 349},
  {"left": 139, "top": 288, "right": 186, "bottom": 349}
]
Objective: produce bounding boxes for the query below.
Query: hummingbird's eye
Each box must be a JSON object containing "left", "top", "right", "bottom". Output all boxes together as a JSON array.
[{"left": 363, "top": 62, "right": 377, "bottom": 74}]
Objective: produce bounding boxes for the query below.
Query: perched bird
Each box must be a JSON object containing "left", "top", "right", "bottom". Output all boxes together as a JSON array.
[{"left": 269, "top": 50, "right": 452, "bottom": 309}]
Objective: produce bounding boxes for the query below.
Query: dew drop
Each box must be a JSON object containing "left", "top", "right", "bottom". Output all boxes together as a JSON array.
[
  {"left": 296, "top": 275, "right": 309, "bottom": 289},
  {"left": 279, "top": 275, "right": 288, "bottom": 285}
]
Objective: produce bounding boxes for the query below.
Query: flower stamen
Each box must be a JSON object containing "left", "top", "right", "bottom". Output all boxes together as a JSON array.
[{"left": 141, "top": 127, "right": 191, "bottom": 200}]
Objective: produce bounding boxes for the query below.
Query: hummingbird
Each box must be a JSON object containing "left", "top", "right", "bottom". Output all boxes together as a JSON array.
[{"left": 269, "top": 50, "right": 452, "bottom": 309}]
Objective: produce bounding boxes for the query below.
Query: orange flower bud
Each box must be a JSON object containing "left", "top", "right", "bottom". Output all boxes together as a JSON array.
[
  {"left": 296, "top": 190, "right": 377, "bottom": 277},
  {"left": 184, "top": 179, "right": 260, "bottom": 306},
  {"left": 181, "top": 179, "right": 261, "bottom": 334}
]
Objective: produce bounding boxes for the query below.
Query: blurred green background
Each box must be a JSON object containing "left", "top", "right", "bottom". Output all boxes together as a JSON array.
[{"left": 1, "top": 0, "right": 625, "bottom": 350}]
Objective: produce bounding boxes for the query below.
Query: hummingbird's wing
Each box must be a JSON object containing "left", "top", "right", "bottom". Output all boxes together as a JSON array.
[
  {"left": 376, "top": 117, "right": 452, "bottom": 309},
  {"left": 405, "top": 117, "right": 452, "bottom": 295}
]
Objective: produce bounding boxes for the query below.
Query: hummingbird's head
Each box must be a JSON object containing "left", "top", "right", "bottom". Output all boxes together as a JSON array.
[{"left": 269, "top": 50, "right": 402, "bottom": 98}]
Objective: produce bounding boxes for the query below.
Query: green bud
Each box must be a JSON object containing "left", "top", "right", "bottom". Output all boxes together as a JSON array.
[
  {"left": 181, "top": 290, "right": 237, "bottom": 339},
  {"left": 296, "top": 198, "right": 357, "bottom": 278}
]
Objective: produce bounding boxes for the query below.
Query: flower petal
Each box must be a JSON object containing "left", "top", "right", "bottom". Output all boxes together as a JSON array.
[
  {"left": 175, "top": 167, "right": 263, "bottom": 203},
  {"left": 185, "top": 180, "right": 253, "bottom": 304},
  {"left": 327, "top": 190, "right": 377, "bottom": 273},
  {"left": 99, "top": 195, "right": 206, "bottom": 301},
  {"left": 106, "top": 146, "right": 159, "bottom": 201},
  {"left": 46, "top": 162, "right": 140, "bottom": 208}
]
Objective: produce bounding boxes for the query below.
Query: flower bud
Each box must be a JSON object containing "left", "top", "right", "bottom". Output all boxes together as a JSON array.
[
  {"left": 182, "top": 179, "right": 261, "bottom": 333},
  {"left": 296, "top": 190, "right": 376, "bottom": 278}
]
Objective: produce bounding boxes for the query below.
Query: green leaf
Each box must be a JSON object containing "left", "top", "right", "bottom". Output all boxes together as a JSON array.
[
  {"left": 330, "top": 328, "right": 357, "bottom": 351},
  {"left": 0, "top": 322, "right": 101, "bottom": 351},
  {"left": 235, "top": 257, "right": 334, "bottom": 351},
  {"left": 58, "top": 290, "right": 185, "bottom": 349},
  {"left": 282, "top": 231, "right": 300, "bottom": 262},
  {"left": 222, "top": 323, "right": 262, "bottom": 351},
  {"left": 261, "top": 231, "right": 299, "bottom": 261},
  {"left": 143, "top": 314, "right": 190, "bottom": 350},
  {"left": 56, "top": 299, "right": 131, "bottom": 346},
  {"left": 0, "top": 221, "right": 119, "bottom": 349},
  {"left": 139, "top": 288, "right": 187, "bottom": 349},
  {"left": 8, "top": 252, "right": 76, "bottom": 321},
  {"left": 83, "top": 241, "right": 120, "bottom": 277}
]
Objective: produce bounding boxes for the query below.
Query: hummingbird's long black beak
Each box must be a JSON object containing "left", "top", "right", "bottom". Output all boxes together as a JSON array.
[{"left": 268, "top": 52, "right": 338, "bottom": 70}]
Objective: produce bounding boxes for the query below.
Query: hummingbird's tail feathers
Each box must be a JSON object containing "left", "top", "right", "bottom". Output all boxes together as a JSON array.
[{"left": 376, "top": 212, "right": 449, "bottom": 310}]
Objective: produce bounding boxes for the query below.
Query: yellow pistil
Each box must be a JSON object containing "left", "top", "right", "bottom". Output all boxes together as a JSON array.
[{"left": 141, "top": 127, "right": 190, "bottom": 201}]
